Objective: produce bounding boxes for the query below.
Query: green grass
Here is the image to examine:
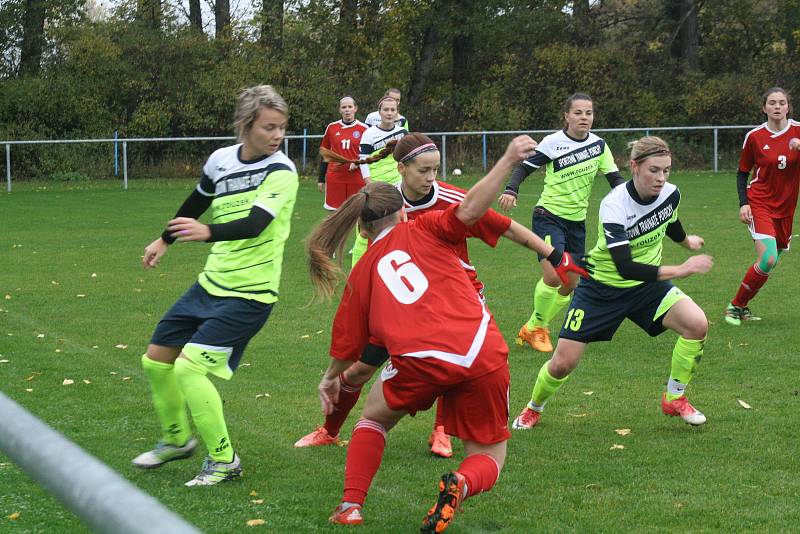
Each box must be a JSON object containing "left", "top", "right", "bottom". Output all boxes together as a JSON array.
[{"left": 2, "top": 172, "right": 799, "bottom": 533}]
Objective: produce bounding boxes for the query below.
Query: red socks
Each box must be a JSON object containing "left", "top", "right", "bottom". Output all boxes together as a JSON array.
[
  {"left": 323, "top": 374, "right": 363, "bottom": 437},
  {"left": 732, "top": 264, "right": 769, "bottom": 307},
  {"left": 342, "top": 419, "right": 387, "bottom": 505},
  {"left": 456, "top": 453, "right": 501, "bottom": 501}
]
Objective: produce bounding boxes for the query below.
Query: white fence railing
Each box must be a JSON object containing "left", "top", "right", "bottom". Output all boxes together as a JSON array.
[{"left": 2, "top": 125, "right": 756, "bottom": 192}]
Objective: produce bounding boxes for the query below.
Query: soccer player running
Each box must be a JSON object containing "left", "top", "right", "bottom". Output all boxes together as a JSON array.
[
  {"left": 132, "top": 86, "right": 299, "bottom": 486},
  {"left": 297, "top": 133, "right": 570, "bottom": 458},
  {"left": 364, "top": 87, "right": 409, "bottom": 129},
  {"left": 512, "top": 136, "right": 712, "bottom": 430},
  {"left": 307, "top": 136, "right": 585, "bottom": 530},
  {"left": 724, "top": 87, "right": 800, "bottom": 325},
  {"left": 498, "top": 93, "right": 624, "bottom": 353},
  {"left": 317, "top": 96, "right": 368, "bottom": 210}
]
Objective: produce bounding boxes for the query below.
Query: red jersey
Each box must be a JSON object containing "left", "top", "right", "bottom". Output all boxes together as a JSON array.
[
  {"left": 401, "top": 181, "right": 512, "bottom": 293},
  {"left": 330, "top": 204, "right": 509, "bottom": 384},
  {"left": 320, "top": 119, "right": 368, "bottom": 183},
  {"left": 739, "top": 120, "right": 800, "bottom": 217}
]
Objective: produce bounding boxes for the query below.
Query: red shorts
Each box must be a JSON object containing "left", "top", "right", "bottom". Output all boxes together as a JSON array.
[
  {"left": 749, "top": 206, "right": 794, "bottom": 250},
  {"left": 381, "top": 362, "right": 511, "bottom": 445},
  {"left": 324, "top": 173, "right": 364, "bottom": 210}
]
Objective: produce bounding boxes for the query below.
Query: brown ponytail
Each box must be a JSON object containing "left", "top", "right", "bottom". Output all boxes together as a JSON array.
[
  {"left": 307, "top": 182, "right": 404, "bottom": 300},
  {"left": 320, "top": 139, "right": 399, "bottom": 166}
]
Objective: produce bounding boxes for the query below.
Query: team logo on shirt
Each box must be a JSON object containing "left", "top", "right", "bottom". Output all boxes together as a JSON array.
[
  {"left": 763, "top": 144, "right": 771, "bottom": 150},
  {"left": 353, "top": 131, "right": 361, "bottom": 139}
]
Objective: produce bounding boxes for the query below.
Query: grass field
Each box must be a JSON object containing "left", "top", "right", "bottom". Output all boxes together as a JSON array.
[{"left": 2, "top": 171, "right": 800, "bottom": 533}]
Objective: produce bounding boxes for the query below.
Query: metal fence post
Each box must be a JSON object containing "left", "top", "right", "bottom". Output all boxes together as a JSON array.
[
  {"left": 5, "top": 143, "right": 10, "bottom": 193},
  {"left": 114, "top": 130, "right": 119, "bottom": 176},
  {"left": 122, "top": 141, "right": 128, "bottom": 190},
  {"left": 284, "top": 138, "right": 288, "bottom": 156},
  {"left": 482, "top": 133, "right": 487, "bottom": 171},
  {"left": 441, "top": 134, "right": 447, "bottom": 179},
  {"left": 302, "top": 128, "right": 307, "bottom": 172},
  {"left": 713, "top": 128, "right": 718, "bottom": 173}
]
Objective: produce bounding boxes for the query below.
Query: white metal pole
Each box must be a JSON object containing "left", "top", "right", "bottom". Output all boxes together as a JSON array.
[
  {"left": 713, "top": 128, "right": 718, "bottom": 173},
  {"left": 5, "top": 143, "right": 10, "bottom": 193},
  {"left": 123, "top": 141, "right": 128, "bottom": 190}
]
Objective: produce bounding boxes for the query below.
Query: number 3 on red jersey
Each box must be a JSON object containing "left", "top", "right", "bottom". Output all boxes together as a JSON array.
[{"left": 377, "top": 250, "right": 429, "bottom": 304}]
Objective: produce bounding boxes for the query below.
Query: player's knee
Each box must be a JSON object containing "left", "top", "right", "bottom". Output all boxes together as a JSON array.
[
  {"left": 761, "top": 253, "right": 778, "bottom": 272},
  {"left": 684, "top": 315, "right": 708, "bottom": 340},
  {"left": 345, "top": 364, "right": 374, "bottom": 385}
]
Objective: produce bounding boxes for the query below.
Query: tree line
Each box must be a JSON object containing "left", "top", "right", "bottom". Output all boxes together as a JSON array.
[{"left": 1, "top": 0, "right": 800, "bottom": 178}]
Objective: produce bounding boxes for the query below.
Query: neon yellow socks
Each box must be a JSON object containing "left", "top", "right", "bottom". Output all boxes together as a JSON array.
[
  {"left": 666, "top": 336, "right": 704, "bottom": 401},
  {"left": 529, "top": 361, "right": 569, "bottom": 411},
  {"left": 141, "top": 355, "right": 191, "bottom": 446},
  {"left": 526, "top": 278, "right": 559, "bottom": 329},
  {"left": 351, "top": 228, "right": 368, "bottom": 268},
  {"left": 174, "top": 357, "right": 234, "bottom": 462}
]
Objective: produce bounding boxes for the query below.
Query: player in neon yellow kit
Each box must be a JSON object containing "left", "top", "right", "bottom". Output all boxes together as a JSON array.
[
  {"left": 512, "top": 136, "right": 712, "bottom": 430},
  {"left": 350, "top": 95, "right": 407, "bottom": 265},
  {"left": 132, "top": 85, "right": 299, "bottom": 486},
  {"left": 498, "top": 93, "right": 624, "bottom": 353}
]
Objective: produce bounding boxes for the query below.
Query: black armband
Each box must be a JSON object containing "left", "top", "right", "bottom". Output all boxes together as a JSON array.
[
  {"left": 608, "top": 243, "right": 659, "bottom": 282},
  {"left": 207, "top": 206, "right": 273, "bottom": 242},
  {"left": 504, "top": 164, "right": 534, "bottom": 195},
  {"left": 161, "top": 188, "right": 213, "bottom": 244},
  {"left": 546, "top": 248, "right": 563, "bottom": 266},
  {"left": 359, "top": 343, "right": 390, "bottom": 367},
  {"left": 736, "top": 170, "right": 750, "bottom": 207},
  {"left": 605, "top": 171, "right": 625, "bottom": 188},
  {"left": 665, "top": 219, "right": 687, "bottom": 243},
  {"left": 318, "top": 161, "right": 328, "bottom": 183}
]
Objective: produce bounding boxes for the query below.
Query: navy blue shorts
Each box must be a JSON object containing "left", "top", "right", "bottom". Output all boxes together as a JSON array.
[
  {"left": 558, "top": 278, "right": 686, "bottom": 343},
  {"left": 150, "top": 283, "right": 273, "bottom": 374},
  {"left": 532, "top": 207, "right": 586, "bottom": 261}
]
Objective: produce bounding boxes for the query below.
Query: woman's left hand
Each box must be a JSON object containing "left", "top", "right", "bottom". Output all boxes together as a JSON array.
[
  {"left": 683, "top": 235, "right": 705, "bottom": 250},
  {"left": 789, "top": 138, "right": 800, "bottom": 151},
  {"left": 167, "top": 217, "right": 211, "bottom": 242}
]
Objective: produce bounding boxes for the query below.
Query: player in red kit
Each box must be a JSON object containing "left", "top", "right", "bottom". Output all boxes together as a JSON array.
[
  {"left": 725, "top": 87, "right": 800, "bottom": 325},
  {"left": 318, "top": 96, "right": 368, "bottom": 210},
  {"left": 306, "top": 136, "right": 587, "bottom": 531},
  {"left": 295, "top": 134, "right": 572, "bottom": 459}
]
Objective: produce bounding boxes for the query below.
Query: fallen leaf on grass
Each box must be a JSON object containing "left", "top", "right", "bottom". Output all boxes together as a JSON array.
[
  {"left": 91, "top": 273, "right": 97, "bottom": 278},
  {"left": 8, "top": 512, "right": 20, "bottom": 520},
  {"left": 249, "top": 490, "right": 259, "bottom": 497},
  {"left": 240, "top": 363, "right": 251, "bottom": 367},
  {"left": 255, "top": 393, "right": 271, "bottom": 399},
  {"left": 115, "top": 344, "right": 128, "bottom": 349},
  {"left": 583, "top": 391, "right": 594, "bottom": 395},
  {"left": 110, "top": 371, "right": 118, "bottom": 375},
  {"left": 4, "top": 295, "right": 10, "bottom": 300},
  {"left": 246, "top": 519, "right": 265, "bottom": 527},
  {"left": 251, "top": 499, "right": 264, "bottom": 504},
  {"left": 83, "top": 379, "right": 91, "bottom": 384},
  {"left": 122, "top": 376, "right": 131, "bottom": 381},
  {"left": 737, "top": 399, "right": 752, "bottom": 409},
  {"left": 76, "top": 294, "right": 86, "bottom": 298},
  {"left": 92, "top": 345, "right": 99, "bottom": 349},
  {"left": 62, "top": 379, "right": 74, "bottom": 385},
  {"left": 738, "top": 342, "right": 749, "bottom": 347},
  {"left": 0, "top": 360, "right": 8, "bottom": 364},
  {"left": 300, "top": 334, "right": 310, "bottom": 339},
  {"left": 585, "top": 483, "right": 601, "bottom": 489},
  {"left": 54, "top": 349, "right": 62, "bottom": 353},
  {"left": 609, "top": 444, "right": 625, "bottom": 450},
  {"left": 568, "top": 413, "right": 588, "bottom": 418},
  {"left": 337, "top": 440, "right": 349, "bottom": 447},
  {"left": 315, "top": 330, "right": 323, "bottom": 334},
  {"left": 37, "top": 334, "right": 44, "bottom": 338},
  {"left": 615, "top": 429, "right": 631, "bottom": 436},
  {"left": 24, "top": 372, "right": 42, "bottom": 381},
  {"left": 51, "top": 281, "right": 59, "bottom": 286},
  {"left": 25, "top": 388, "right": 33, "bottom": 392}
]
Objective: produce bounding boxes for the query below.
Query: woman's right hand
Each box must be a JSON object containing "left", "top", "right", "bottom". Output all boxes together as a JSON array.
[
  {"left": 143, "top": 238, "right": 168, "bottom": 269},
  {"left": 503, "top": 135, "right": 538, "bottom": 164},
  {"left": 681, "top": 254, "right": 714, "bottom": 276},
  {"left": 739, "top": 204, "right": 752, "bottom": 224},
  {"left": 497, "top": 193, "right": 517, "bottom": 211}
]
